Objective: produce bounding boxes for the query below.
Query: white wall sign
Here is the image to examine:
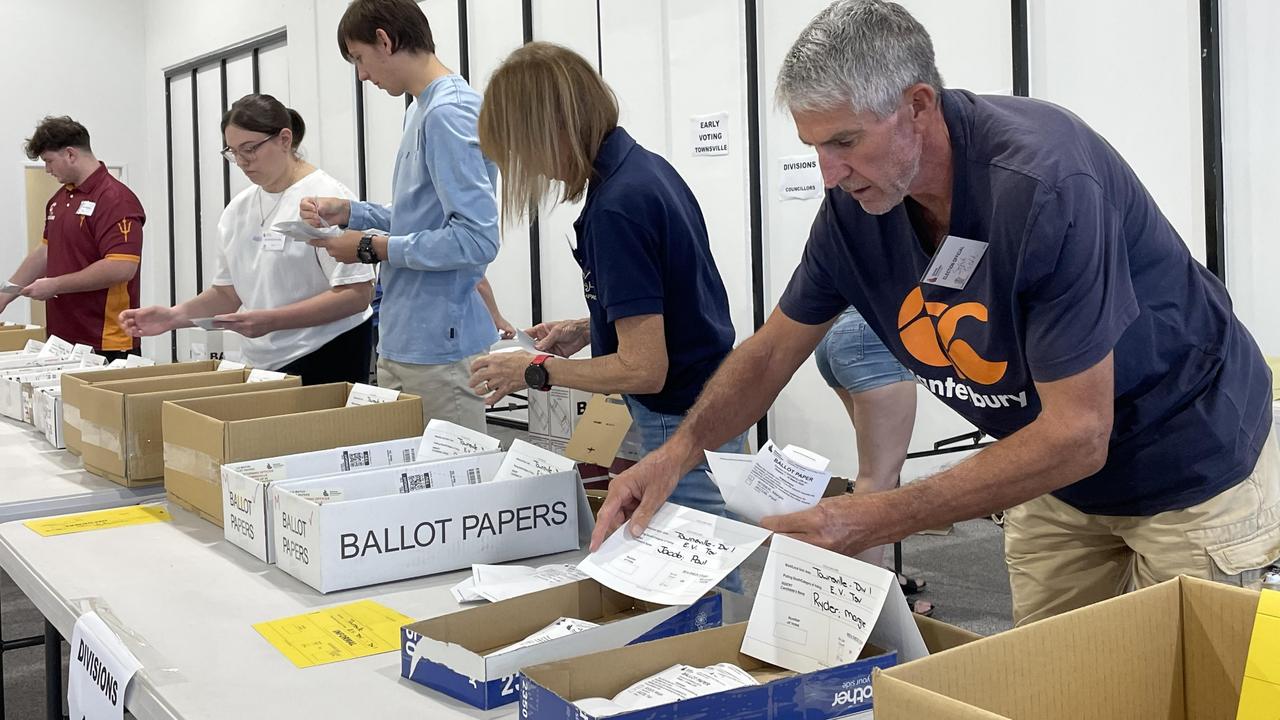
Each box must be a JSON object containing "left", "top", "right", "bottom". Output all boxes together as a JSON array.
[
  {"left": 69, "top": 611, "right": 142, "bottom": 720},
  {"left": 778, "top": 154, "right": 824, "bottom": 201},
  {"left": 690, "top": 112, "right": 730, "bottom": 157}
]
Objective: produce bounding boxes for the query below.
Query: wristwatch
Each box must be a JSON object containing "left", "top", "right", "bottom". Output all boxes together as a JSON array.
[
  {"left": 524, "top": 354, "right": 553, "bottom": 391},
  {"left": 356, "top": 234, "right": 379, "bottom": 264}
]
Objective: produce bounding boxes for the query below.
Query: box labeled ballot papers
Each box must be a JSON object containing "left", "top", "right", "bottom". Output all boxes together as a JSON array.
[
  {"left": 161, "top": 383, "right": 423, "bottom": 527},
  {"left": 528, "top": 387, "right": 593, "bottom": 454},
  {"left": 80, "top": 370, "right": 301, "bottom": 487},
  {"left": 33, "top": 386, "right": 64, "bottom": 448},
  {"left": 0, "top": 363, "right": 78, "bottom": 420},
  {"left": 61, "top": 360, "right": 224, "bottom": 456},
  {"left": 401, "top": 579, "right": 723, "bottom": 710},
  {"left": 875, "top": 576, "right": 1261, "bottom": 720},
  {"left": 222, "top": 420, "right": 499, "bottom": 563},
  {"left": 268, "top": 442, "right": 589, "bottom": 593}
]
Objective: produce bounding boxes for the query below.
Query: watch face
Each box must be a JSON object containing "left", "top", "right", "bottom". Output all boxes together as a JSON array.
[{"left": 524, "top": 363, "right": 548, "bottom": 389}]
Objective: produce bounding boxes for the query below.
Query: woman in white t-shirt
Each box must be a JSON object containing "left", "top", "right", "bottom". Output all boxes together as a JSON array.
[{"left": 121, "top": 94, "right": 375, "bottom": 383}]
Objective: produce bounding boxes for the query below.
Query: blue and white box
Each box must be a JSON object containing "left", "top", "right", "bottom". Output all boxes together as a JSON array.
[
  {"left": 519, "top": 621, "right": 958, "bottom": 720},
  {"left": 401, "top": 579, "right": 722, "bottom": 710}
]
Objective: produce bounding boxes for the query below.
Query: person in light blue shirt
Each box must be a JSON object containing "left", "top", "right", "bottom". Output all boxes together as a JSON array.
[{"left": 303, "top": 0, "right": 499, "bottom": 431}]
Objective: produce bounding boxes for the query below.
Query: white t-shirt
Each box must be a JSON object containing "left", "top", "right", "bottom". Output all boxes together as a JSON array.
[{"left": 213, "top": 168, "right": 374, "bottom": 370}]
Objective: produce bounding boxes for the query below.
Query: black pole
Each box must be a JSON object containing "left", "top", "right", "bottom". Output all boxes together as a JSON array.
[
  {"left": 165, "top": 77, "right": 178, "bottom": 362},
  {"left": 42, "top": 622, "right": 60, "bottom": 720},
  {"left": 1199, "top": 0, "right": 1226, "bottom": 280},
  {"left": 354, "top": 69, "right": 368, "bottom": 201},
  {"left": 1011, "top": 0, "right": 1029, "bottom": 96},
  {"left": 458, "top": 0, "right": 470, "bottom": 83},
  {"left": 522, "top": 0, "right": 543, "bottom": 325},
  {"left": 190, "top": 69, "right": 204, "bottom": 292},
  {"left": 220, "top": 59, "right": 230, "bottom": 205},
  {"left": 251, "top": 47, "right": 261, "bottom": 93},
  {"left": 745, "top": 0, "right": 768, "bottom": 445},
  {"left": 595, "top": 0, "right": 603, "bottom": 73}
]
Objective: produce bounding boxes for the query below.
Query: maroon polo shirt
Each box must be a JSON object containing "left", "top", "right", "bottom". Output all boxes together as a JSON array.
[{"left": 42, "top": 163, "right": 145, "bottom": 351}]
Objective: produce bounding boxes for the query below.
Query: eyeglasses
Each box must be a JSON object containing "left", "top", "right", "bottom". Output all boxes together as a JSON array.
[{"left": 220, "top": 131, "right": 279, "bottom": 163}]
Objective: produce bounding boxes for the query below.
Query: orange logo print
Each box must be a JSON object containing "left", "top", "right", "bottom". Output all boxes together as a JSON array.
[
  {"left": 897, "top": 287, "right": 1007, "bottom": 385},
  {"left": 117, "top": 219, "right": 132, "bottom": 239}
]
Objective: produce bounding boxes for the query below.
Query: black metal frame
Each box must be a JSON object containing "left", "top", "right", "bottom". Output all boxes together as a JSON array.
[
  {"left": 744, "top": 0, "right": 768, "bottom": 446},
  {"left": 1199, "top": 0, "right": 1225, "bottom": 280},
  {"left": 1011, "top": 0, "right": 1029, "bottom": 96},
  {"left": 521, "top": 0, "right": 543, "bottom": 326},
  {"left": 162, "top": 28, "right": 287, "bottom": 361}
]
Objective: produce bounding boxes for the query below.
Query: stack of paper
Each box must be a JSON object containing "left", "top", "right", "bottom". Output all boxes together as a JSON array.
[
  {"left": 706, "top": 440, "right": 831, "bottom": 524},
  {"left": 493, "top": 438, "right": 577, "bottom": 481},
  {"left": 487, "top": 617, "right": 599, "bottom": 657},
  {"left": 573, "top": 663, "right": 758, "bottom": 717},
  {"left": 450, "top": 563, "right": 588, "bottom": 603},
  {"left": 418, "top": 419, "right": 501, "bottom": 460}
]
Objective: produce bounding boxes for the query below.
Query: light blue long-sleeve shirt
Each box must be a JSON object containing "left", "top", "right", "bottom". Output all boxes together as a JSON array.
[{"left": 349, "top": 74, "right": 499, "bottom": 365}]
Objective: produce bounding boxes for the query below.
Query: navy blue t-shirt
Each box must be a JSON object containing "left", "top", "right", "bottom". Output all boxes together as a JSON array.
[
  {"left": 572, "top": 127, "right": 735, "bottom": 415},
  {"left": 780, "top": 89, "right": 1272, "bottom": 516}
]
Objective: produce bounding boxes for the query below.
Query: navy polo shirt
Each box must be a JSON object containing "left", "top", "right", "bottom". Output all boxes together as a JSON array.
[
  {"left": 571, "top": 127, "right": 735, "bottom": 415},
  {"left": 780, "top": 89, "right": 1272, "bottom": 517}
]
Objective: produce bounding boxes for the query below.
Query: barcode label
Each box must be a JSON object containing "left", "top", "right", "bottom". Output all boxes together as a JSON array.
[
  {"left": 399, "top": 471, "right": 433, "bottom": 494},
  {"left": 466, "top": 468, "right": 483, "bottom": 485},
  {"left": 403, "top": 449, "right": 417, "bottom": 463},
  {"left": 341, "top": 450, "right": 372, "bottom": 473}
]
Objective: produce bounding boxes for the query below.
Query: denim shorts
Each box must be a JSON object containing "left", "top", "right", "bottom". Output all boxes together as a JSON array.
[{"left": 814, "top": 306, "right": 915, "bottom": 393}]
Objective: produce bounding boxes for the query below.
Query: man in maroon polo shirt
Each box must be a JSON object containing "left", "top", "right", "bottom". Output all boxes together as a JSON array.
[{"left": 0, "top": 117, "right": 145, "bottom": 358}]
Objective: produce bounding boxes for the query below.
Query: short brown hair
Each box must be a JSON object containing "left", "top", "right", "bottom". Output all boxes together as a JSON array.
[
  {"left": 337, "top": 0, "right": 434, "bottom": 61},
  {"left": 478, "top": 43, "right": 618, "bottom": 224},
  {"left": 24, "top": 116, "right": 91, "bottom": 159}
]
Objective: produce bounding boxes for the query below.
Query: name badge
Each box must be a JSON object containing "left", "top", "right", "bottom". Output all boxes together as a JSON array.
[
  {"left": 260, "top": 231, "right": 286, "bottom": 252},
  {"left": 921, "top": 235, "right": 988, "bottom": 290},
  {"left": 76, "top": 201, "right": 96, "bottom": 217}
]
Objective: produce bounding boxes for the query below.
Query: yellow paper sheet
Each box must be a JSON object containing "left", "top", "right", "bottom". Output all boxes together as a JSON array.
[
  {"left": 24, "top": 505, "right": 171, "bottom": 537},
  {"left": 253, "top": 600, "right": 413, "bottom": 669},
  {"left": 1238, "top": 588, "right": 1280, "bottom": 718}
]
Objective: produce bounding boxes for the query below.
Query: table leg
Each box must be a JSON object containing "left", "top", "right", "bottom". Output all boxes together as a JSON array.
[{"left": 44, "top": 620, "right": 62, "bottom": 720}]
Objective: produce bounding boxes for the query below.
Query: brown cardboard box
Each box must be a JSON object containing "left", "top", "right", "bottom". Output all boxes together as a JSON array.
[
  {"left": 873, "top": 576, "right": 1256, "bottom": 719},
  {"left": 0, "top": 325, "right": 46, "bottom": 351},
  {"left": 79, "top": 370, "right": 301, "bottom": 486},
  {"left": 61, "top": 360, "right": 224, "bottom": 456},
  {"left": 161, "top": 383, "right": 424, "bottom": 526}
]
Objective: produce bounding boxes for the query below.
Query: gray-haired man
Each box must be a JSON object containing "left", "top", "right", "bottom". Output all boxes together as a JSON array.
[{"left": 591, "top": 0, "right": 1276, "bottom": 625}]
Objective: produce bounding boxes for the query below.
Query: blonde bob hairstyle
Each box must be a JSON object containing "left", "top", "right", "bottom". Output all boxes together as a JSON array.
[{"left": 478, "top": 42, "right": 619, "bottom": 224}]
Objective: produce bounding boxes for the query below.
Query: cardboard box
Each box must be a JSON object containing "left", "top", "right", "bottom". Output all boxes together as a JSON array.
[
  {"left": 61, "top": 360, "right": 225, "bottom": 456},
  {"left": 21, "top": 377, "right": 61, "bottom": 424},
  {"left": 874, "top": 576, "right": 1256, "bottom": 719},
  {"left": 161, "top": 383, "right": 423, "bottom": 526},
  {"left": 528, "top": 388, "right": 593, "bottom": 455},
  {"left": 33, "top": 386, "right": 63, "bottom": 448},
  {"left": 177, "top": 327, "right": 243, "bottom": 363},
  {"left": 402, "top": 581, "right": 723, "bottom": 710},
  {"left": 79, "top": 370, "right": 301, "bottom": 487},
  {"left": 0, "top": 364, "right": 78, "bottom": 420},
  {"left": 221, "top": 436, "right": 425, "bottom": 563},
  {"left": 268, "top": 450, "right": 589, "bottom": 593},
  {"left": 521, "top": 615, "right": 980, "bottom": 720},
  {"left": 0, "top": 325, "right": 46, "bottom": 351}
]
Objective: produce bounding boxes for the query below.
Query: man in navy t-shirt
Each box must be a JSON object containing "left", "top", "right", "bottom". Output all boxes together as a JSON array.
[{"left": 592, "top": 0, "right": 1277, "bottom": 625}]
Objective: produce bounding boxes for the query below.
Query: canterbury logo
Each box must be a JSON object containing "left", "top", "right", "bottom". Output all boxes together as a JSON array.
[
  {"left": 117, "top": 219, "right": 133, "bottom": 238},
  {"left": 897, "top": 287, "right": 1007, "bottom": 385}
]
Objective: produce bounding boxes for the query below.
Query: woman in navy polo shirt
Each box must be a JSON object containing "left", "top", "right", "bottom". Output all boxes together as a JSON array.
[{"left": 468, "top": 42, "right": 744, "bottom": 538}]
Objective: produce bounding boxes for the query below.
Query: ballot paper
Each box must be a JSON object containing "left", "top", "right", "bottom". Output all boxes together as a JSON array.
[
  {"left": 740, "top": 534, "right": 927, "bottom": 674},
  {"left": 188, "top": 317, "right": 219, "bottom": 331},
  {"left": 246, "top": 368, "right": 285, "bottom": 382},
  {"left": 216, "top": 359, "right": 246, "bottom": 371},
  {"left": 573, "top": 663, "right": 758, "bottom": 717},
  {"left": 345, "top": 382, "right": 399, "bottom": 406},
  {"left": 579, "top": 503, "right": 771, "bottom": 605},
  {"left": 707, "top": 441, "right": 831, "bottom": 524},
  {"left": 492, "top": 438, "right": 576, "bottom": 481},
  {"left": 0, "top": 281, "right": 22, "bottom": 294},
  {"left": 487, "top": 617, "right": 599, "bottom": 657},
  {"left": 124, "top": 355, "right": 154, "bottom": 367},
  {"left": 271, "top": 219, "right": 343, "bottom": 241},
  {"left": 36, "top": 335, "right": 74, "bottom": 361},
  {"left": 469, "top": 563, "right": 589, "bottom": 603},
  {"left": 450, "top": 576, "right": 484, "bottom": 603},
  {"left": 418, "top": 418, "right": 500, "bottom": 460}
]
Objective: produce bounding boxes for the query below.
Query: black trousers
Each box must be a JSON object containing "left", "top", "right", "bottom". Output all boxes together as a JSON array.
[{"left": 277, "top": 317, "right": 374, "bottom": 386}]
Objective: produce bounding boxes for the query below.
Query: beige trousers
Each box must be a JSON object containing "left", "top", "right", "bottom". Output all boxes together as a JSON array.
[
  {"left": 376, "top": 355, "right": 487, "bottom": 433},
  {"left": 1004, "top": 427, "right": 1280, "bottom": 626}
]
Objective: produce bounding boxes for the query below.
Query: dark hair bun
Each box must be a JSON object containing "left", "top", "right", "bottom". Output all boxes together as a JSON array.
[{"left": 286, "top": 108, "right": 306, "bottom": 148}]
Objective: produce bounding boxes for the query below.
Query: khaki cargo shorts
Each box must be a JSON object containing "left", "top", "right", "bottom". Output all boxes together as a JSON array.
[{"left": 1004, "top": 426, "right": 1280, "bottom": 626}]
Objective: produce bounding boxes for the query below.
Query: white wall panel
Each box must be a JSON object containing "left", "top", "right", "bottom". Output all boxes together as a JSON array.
[
  {"left": 224, "top": 56, "right": 257, "bottom": 202},
  {"left": 257, "top": 42, "right": 291, "bottom": 104},
  {"left": 168, "top": 74, "right": 199, "bottom": 360},
  {"left": 195, "top": 67, "right": 226, "bottom": 295},
  {"left": 1029, "top": 0, "right": 1205, "bottom": 262},
  {"left": 1223, "top": 0, "right": 1280, "bottom": 356}
]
